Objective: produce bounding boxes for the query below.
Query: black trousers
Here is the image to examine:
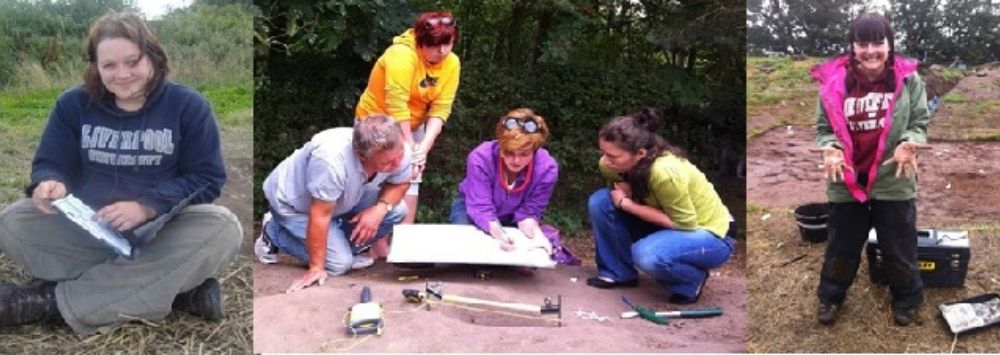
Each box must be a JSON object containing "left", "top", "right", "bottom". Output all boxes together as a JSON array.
[{"left": 816, "top": 199, "right": 924, "bottom": 310}]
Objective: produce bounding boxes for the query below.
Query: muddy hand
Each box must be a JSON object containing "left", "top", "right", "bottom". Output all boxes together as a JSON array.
[
  {"left": 810, "top": 147, "right": 854, "bottom": 182},
  {"left": 883, "top": 141, "right": 931, "bottom": 179}
]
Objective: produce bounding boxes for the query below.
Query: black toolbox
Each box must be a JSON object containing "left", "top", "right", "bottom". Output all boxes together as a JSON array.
[{"left": 866, "top": 229, "right": 970, "bottom": 287}]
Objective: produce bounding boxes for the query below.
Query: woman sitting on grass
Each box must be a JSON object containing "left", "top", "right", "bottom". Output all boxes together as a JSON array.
[{"left": 0, "top": 11, "right": 240, "bottom": 335}]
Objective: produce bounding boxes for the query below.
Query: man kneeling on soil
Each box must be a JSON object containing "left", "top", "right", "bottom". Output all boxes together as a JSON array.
[{"left": 256, "top": 114, "right": 410, "bottom": 292}]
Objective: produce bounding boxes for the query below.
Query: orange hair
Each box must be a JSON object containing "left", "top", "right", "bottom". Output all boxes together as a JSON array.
[{"left": 494, "top": 108, "right": 549, "bottom": 152}]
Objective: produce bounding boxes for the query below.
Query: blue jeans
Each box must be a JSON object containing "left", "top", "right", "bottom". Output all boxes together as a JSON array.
[
  {"left": 588, "top": 188, "right": 734, "bottom": 300},
  {"left": 266, "top": 188, "right": 407, "bottom": 276}
]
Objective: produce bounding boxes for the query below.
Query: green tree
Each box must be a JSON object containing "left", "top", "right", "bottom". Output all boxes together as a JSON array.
[{"left": 254, "top": 0, "right": 747, "bottom": 233}]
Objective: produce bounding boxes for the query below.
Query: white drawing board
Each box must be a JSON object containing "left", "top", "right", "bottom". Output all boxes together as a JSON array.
[{"left": 387, "top": 224, "right": 556, "bottom": 268}]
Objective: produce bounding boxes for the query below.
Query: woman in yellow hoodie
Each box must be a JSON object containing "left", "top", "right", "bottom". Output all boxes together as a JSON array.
[{"left": 356, "top": 12, "right": 461, "bottom": 251}]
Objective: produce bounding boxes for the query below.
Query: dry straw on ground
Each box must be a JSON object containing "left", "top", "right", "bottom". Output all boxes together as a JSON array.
[
  {"left": 747, "top": 209, "right": 1000, "bottom": 353},
  {"left": 0, "top": 253, "right": 253, "bottom": 354}
]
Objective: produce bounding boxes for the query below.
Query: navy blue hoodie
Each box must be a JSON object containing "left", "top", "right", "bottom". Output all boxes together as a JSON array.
[{"left": 28, "top": 81, "right": 226, "bottom": 216}]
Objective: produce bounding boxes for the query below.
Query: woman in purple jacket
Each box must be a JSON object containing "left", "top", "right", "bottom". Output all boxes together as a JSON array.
[{"left": 450, "top": 108, "right": 558, "bottom": 251}]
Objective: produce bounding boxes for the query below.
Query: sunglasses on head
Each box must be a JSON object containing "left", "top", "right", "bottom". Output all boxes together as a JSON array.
[
  {"left": 503, "top": 117, "right": 540, "bottom": 133},
  {"left": 424, "top": 16, "right": 455, "bottom": 29}
]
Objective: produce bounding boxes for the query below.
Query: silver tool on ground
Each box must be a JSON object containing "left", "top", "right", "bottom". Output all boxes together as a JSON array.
[{"left": 403, "top": 281, "right": 562, "bottom": 325}]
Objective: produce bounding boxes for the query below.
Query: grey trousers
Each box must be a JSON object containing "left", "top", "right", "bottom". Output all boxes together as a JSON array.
[{"left": 0, "top": 198, "right": 242, "bottom": 335}]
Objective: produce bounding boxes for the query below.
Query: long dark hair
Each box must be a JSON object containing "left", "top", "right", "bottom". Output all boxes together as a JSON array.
[
  {"left": 845, "top": 12, "right": 895, "bottom": 92},
  {"left": 598, "top": 108, "right": 687, "bottom": 202}
]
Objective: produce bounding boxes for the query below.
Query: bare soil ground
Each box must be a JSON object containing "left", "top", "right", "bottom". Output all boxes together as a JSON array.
[
  {"left": 747, "top": 68, "right": 1000, "bottom": 352},
  {"left": 252, "top": 235, "right": 747, "bottom": 353},
  {"left": 747, "top": 127, "right": 1000, "bottom": 224},
  {"left": 929, "top": 64, "right": 1000, "bottom": 141}
]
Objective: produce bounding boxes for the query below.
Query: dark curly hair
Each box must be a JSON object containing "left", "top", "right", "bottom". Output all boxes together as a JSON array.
[{"left": 598, "top": 107, "right": 687, "bottom": 202}]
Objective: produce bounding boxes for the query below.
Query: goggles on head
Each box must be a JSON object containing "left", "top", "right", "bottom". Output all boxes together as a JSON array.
[
  {"left": 503, "top": 117, "right": 540, "bottom": 134},
  {"left": 424, "top": 16, "right": 454, "bottom": 29}
]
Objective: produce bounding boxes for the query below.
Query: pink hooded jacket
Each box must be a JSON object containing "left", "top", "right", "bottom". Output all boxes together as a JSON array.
[{"left": 810, "top": 54, "right": 923, "bottom": 202}]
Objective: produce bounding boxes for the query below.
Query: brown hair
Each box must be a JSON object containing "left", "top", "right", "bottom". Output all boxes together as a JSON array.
[
  {"left": 83, "top": 11, "right": 169, "bottom": 102},
  {"left": 846, "top": 12, "right": 896, "bottom": 92},
  {"left": 598, "top": 107, "right": 686, "bottom": 202},
  {"left": 495, "top": 108, "right": 549, "bottom": 152}
]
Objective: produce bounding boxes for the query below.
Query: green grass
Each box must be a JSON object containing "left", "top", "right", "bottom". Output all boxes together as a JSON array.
[
  {"left": 199, "top": 82, "right": 253, "bottom": 127},
  {"left": 971, "top": 101, "right": 1000, "bottom": 117},
  {"left": 747, "top": 56, "right": 819, "bottom": 116},
  {"left": 0, "top": 88, "right": 55, "bottom": 200},
  {"left": 0, "top": 87, "right": 61, "bottom": 124},
  {"left": 936, "top": 67, "right": 964, "bottom": 83},
  {"left": 942, "top": 91, "right": 966, "bottom": 104}
]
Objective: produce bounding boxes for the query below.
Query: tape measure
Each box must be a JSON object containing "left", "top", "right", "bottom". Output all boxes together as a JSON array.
[{"left": 346, "top": 286, "right": 384, "bottom": 335}]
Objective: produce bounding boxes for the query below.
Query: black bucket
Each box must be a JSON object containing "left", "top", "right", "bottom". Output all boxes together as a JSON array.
[{"left": 794, "top": 203, "right": 829, "bottom": 243}]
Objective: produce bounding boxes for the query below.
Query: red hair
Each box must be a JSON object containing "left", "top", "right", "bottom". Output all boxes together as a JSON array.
[{"left": 414, "top": 11, "right": 459, "bottom": 47}]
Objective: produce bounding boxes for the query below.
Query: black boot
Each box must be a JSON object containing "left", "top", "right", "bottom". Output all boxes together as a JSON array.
[
  {"left": 893, "top": 307, "right": 917, "bottom": 326},
  {"left": 172, "top": 278, "right": 223, "bottom": 321},
  {"left": 0, "top": 281, "right": 61, "bottom": 327}
]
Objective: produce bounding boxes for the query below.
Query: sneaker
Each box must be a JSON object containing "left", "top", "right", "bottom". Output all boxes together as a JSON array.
[
  {"left": 817, "top": 302, "right": 840, "bottom": 325},
  {"left": 172, "top": 278, "right": 223, "bottom": 321},
  {"left": 585, "top": 276, "right": 639, "bottom": 289},
  {"left": 893, "top": 307, "right": 917, "bottom": 326},
  {"left": 254, "top": 212, "right": 278, "bottom": 264},
  {"left": 351, "top": 255, "right": 375, "bottom": 270}
]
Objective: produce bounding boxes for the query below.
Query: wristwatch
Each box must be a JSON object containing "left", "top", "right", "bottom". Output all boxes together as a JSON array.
[{"left": 377, "top": 199, "right": 393, "bottom": 213}]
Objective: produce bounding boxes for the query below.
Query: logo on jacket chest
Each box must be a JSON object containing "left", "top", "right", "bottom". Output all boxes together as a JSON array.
[
  {"left": 844, "top": 92, "right": 892, "bottom": 132},
  {"left": 81, "top": 124, "right": 174, "bottom": 166},
  {"left": 419, "top": 73, "right": 439, "bottom": 88}
]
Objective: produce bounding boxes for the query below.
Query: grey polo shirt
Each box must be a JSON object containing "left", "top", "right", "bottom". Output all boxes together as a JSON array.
[{"left": 262, "top": 128, "right": 411, "bottom": 220}]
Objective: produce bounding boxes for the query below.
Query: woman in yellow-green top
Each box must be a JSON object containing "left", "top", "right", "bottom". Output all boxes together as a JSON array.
[
  {"left": 356, "top": 11, "right": 461, "bottom": 229},
  {"left": 586, "top": 108, "right": 735, "bottom": 304}
]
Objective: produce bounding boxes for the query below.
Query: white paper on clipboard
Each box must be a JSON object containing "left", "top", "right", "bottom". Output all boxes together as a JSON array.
[{"left": 51, "top": 194, "right": 133, "bottom": 259}]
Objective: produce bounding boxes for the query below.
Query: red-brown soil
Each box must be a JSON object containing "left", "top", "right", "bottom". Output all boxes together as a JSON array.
[
  {"left": 252, "top": 234, "right": 747, "bottom": 353},
  {"left": 747, "top": 65, "right": 1000, "bottom": 352}
]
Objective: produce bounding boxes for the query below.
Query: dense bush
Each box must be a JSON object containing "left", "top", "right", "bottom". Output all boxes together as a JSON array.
[
  {"left": 0, "top": 0, "right": 253, "bottom": 90},
  {"left": 254, "top": 1, "right": 746, "bottom": 236},
  {"left": 155, "top": 4, "right": 253, "bottom": 86},
  {"left": 0, "top": 0, "right": 135, "bottom": 87}
]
